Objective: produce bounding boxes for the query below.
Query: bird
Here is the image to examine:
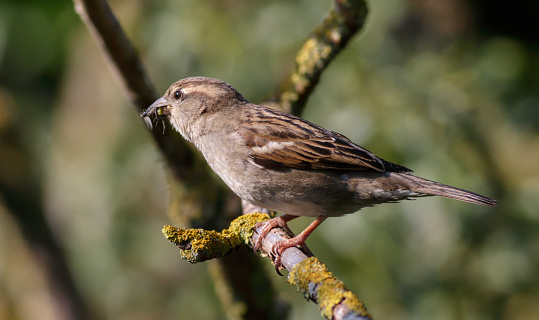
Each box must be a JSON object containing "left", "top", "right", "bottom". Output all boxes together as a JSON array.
[{"left": 141, "top": 76, "right": 497, "bottom": 270}]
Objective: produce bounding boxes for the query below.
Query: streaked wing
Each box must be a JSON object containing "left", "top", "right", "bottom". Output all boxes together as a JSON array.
[{"left": 239, "top": 106, "right": 411, "bottom": 172}]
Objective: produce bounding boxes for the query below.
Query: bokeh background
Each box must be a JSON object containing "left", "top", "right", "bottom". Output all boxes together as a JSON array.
[{"left": 1, "top": 0, "right": 538, "bottom": 319}]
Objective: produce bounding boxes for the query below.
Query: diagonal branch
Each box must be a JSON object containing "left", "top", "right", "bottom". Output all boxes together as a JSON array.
[
  {"left": 73, "top": 0, "right": 199, "bottom": 183},
  {"left": 73, "top": 0, "right": 156, "bottom": 109},
  {"left": 288, "top": 258, "right": 372, "bottom": 320},
  {"left": 163, "top": 212, "right": 373, "bottom": 320},
  {"left": 267, "top": 0, "right": 368, "bottom": 116}
]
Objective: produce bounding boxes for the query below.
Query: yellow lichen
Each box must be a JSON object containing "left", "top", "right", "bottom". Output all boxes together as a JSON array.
[
  {"left": 288, "top": 257, "right": 372, "bottom": 319},
  {"left": 162, "top": 213, "right": 270, "bottom": 263},
  {"left": 226, "top": 212, "right": 270, "bottom": 244},
  {"left": 296, "top": 38, "right": 332, "bottom": 77},
  {"left": 162, "top": 226, "right": 233, "bottom": 263}
]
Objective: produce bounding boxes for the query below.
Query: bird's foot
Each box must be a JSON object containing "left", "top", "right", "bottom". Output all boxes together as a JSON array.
[
  {"left": 270, "top": 235, "right": 311, "bottom": 275},
  {"left": 253, "top": 215, "right": 296, "bottom": 254},
  {"left": 253, "top": 215, "right": 328, "bottom": 275}
]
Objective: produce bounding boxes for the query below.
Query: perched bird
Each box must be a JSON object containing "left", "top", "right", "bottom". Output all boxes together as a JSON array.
[{"left": 141, "top": 77, "right": 497, "bottom": 269}]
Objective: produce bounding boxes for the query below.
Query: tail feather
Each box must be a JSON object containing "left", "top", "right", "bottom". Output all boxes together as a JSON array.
[{"left": 400, "top": 173, "right": 498, "bottom": 207}]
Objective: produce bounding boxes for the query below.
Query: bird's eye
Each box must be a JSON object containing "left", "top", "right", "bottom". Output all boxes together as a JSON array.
[{"left": 174, "top": 90, "right": 183, "bottom": 100}]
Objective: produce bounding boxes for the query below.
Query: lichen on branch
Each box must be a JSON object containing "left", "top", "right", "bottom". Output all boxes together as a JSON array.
[
  {"left": 288, "top": 257, "right": 373, "bottom": 320},
  {"left": 162, "top": 212, "right": 270, "bottom": 263},
  {"left": 270, "top": 0, "right": 368, "bottom": 116}
]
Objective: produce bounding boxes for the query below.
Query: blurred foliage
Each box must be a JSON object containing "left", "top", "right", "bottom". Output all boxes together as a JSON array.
[{"left": 1, "top": 0, "right": 538, "bottom": 319}]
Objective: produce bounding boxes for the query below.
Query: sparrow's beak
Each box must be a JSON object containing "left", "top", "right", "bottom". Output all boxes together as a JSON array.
[{"left": 140, "top": 96, "right": 170, "bottom": 129}]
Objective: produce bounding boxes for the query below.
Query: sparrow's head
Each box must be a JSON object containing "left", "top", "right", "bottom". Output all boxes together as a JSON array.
[{"left": 141, "top": 77, "right": 247, "bottom": 130}]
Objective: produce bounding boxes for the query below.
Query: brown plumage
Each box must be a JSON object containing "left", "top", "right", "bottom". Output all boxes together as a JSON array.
[{"left": 142, "top": 77, "right": 497, "bottom": 270}]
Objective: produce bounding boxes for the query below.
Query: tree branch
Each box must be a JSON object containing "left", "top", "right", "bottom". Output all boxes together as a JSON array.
[
  {"left": 288, "top": 257, "right": 372, "bottom": 320},
  {"left": 163, "top": 212, "right": 372, "bottom": 320},
  {"left": 72, "top": 0, "right": 155, "bottom": 109},
  {"left": 72, "top": 0, "right": 201, "bottom": 184},
  {"left": 268, "top": 0, "right": 368, "bottom": 116}
]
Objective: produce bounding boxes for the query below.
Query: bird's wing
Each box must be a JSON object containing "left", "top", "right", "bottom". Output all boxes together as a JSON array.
[{"left": 238, "top": 106, "right": 411, "bottom": 172}]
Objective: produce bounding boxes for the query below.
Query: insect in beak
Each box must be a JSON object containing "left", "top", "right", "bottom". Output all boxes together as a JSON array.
[{"left": 140, "top": 97, "right": 170, "bottom": 130}]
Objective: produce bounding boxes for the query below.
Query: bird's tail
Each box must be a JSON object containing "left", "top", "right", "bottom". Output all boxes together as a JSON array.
[{"left": 399, "top": 173, "right": 497, "bottom": 207}]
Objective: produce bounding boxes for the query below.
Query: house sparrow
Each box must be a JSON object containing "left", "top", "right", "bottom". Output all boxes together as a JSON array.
[{"left": 141, "top": 77, "right": 497, "bottom": 269}]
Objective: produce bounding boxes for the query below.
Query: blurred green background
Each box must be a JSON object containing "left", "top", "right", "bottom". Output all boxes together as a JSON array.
[{"left": 1, "top": 0, "right": 538, "bottom": 319}]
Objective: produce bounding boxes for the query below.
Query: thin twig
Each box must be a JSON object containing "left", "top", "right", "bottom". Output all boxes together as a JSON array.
[{"left": 267, "top": 0, "right": 368, "bottom": 116}]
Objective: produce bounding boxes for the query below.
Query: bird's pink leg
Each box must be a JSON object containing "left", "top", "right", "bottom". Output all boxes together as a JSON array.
[
  {"left": 253, "top": 214, "right": 298, "bottom": 253},
  {"left": 271, "top": 215, "right": 328, "bottom": 270}
]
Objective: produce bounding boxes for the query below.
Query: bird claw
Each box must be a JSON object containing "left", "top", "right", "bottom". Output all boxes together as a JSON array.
[
  {"left": 273, "top": 255, "right": 284, "bottom": 276},
  {"left": 252, "top": 215, "right": 296, "bottom": 274},
  {"left": 270, "top": 237, "right": 309, "bottom": 275},
  {"left": 252, "top": 215, "right": 295, "bottom": 254},
  {"left": 252, "top": 214, "right": 318, "bottom": 275},
  {"left": 252, "top": 220, "right": 275, "bottom": 254}
]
